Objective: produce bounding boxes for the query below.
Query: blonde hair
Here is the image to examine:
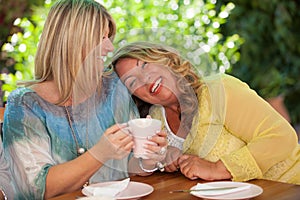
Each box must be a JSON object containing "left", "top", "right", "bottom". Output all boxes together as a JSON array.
[
  {"left": 22, "top": 0, "right": 116, "bottom": 105},
  {"left": 111, "top": 41, "right": 202, "bottom": 133},
  {"left": 111, "top": 41, "right": 201, "bottom": 90}
]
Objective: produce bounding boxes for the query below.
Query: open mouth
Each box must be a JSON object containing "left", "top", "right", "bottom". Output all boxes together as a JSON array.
[{"left": 150, "top": 77, "right": 162, "bottom": 94}]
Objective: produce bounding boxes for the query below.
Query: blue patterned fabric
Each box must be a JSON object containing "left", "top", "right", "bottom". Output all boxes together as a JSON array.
[
  {"left": 2, "top": 72, "right": 138, "bottom": 199},
  {"left": 0, "top": 141, "right": 14, "bottom": 199}
]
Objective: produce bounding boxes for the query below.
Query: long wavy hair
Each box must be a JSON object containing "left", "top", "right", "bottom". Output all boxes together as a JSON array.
[
  {"left": 20, "top": 0, "right": 116, "bottom": 105},
  {"left": 110, "top": 41, "right": 202, "bottom": 134}
]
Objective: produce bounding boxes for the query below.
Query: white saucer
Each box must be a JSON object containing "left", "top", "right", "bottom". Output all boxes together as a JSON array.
[
  {"left": 82, "top": 181, "right": 154, "bottom": 199},
  {"left": 190, "top": 181, "right": 263, "bottom": 200}
]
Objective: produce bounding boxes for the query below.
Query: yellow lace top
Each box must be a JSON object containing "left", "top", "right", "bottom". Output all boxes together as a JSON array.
[{"left": 150, "top": 74, "right": 300, "bottom": 185}]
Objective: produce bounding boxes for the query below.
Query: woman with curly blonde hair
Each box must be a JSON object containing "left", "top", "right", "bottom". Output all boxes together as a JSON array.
[
  {"left": 112, "top": 42, "right": 201, "bottom": 137},
  {"left": 112, "top": 41, "right": 300, "bottom": 185}
]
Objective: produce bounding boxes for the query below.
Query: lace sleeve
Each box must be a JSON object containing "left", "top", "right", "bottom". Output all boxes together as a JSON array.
[{"left": 221, "top": 146, "right": 263, "bottom": 181}]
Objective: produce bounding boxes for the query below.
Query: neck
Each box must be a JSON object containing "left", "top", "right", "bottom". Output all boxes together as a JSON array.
[
  {"left": 164, "top": 101, "right": 180, "bottom": 113},
  {"left": 164, "top": 102, "right": 180, "bottom": 126},
  {"left": 164, "top": 103, "right": 191, "bottom": 139},
  {"left": 164, "top": 102, "right": 181, "bottom": 118}
]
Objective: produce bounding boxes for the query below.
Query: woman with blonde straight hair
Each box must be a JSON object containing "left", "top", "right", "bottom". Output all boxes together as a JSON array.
[{"left": 2, "top": 1, "right": 166, "bottom": 199}]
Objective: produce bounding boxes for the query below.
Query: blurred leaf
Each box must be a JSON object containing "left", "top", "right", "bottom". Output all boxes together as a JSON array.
[
  {"left": 1, "top": 0, "right": 243, "bottom": 108},
  {"left": 222, "top": 0, "right": 300, "bottom": 124}
]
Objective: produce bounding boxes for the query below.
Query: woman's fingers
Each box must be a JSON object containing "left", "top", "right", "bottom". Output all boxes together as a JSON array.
[
  {"left": 147, "top": 130, "right": 167, "bottom": 148},
  {"left": 165, "top": 162, "right": 178, "bottom": 172},
  {"left": 178, "top": 154, "right": 190, "bottom": 164},
  {"left": 104, "top": 123, "right": 125, "bottom": 136}
]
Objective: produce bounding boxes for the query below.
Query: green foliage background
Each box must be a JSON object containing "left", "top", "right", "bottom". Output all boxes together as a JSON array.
[
  {"left": 221, "top": 0, "right": 300, "bottom": 125},
  {"left": 0, "top": 0, "right": 299, "bottom": 125},
  {"left": 1, "top": 0, "right": 242, "bottom": 96}
]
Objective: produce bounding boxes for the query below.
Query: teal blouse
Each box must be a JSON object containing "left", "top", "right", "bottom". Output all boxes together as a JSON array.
[
  {"left": 2, "top": 73, "right": 138, "bottom": 199},
  {"left": 0, "top": 141, "right": 14, "bottom": 199}
]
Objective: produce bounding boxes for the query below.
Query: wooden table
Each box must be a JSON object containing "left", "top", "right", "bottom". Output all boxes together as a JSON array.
[{"left": 50, "top": 171, "right": 300, "bottom": 200}]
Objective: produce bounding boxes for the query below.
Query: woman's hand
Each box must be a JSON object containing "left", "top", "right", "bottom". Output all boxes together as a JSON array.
[
  {"left": 143, "top": 130, "right": 168, "bottom": 166},
  {"left": 88, "top": 124, "right": 134, "bottom": 163},
  {"left": 178, "top": 154, "right": 232, "bottom": 180},
  {"left": 164, "top": 146, "right": 182, "bottom": 172},
  {"left": 128, "top": 130, "right": 168, "bottom": 176}
]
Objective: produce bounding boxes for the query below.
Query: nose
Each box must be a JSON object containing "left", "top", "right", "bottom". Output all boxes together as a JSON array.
[
  {"left": 101, "top": 38, "right": 114, "bottom": 56},
  {"left": 105, "top": 39, "right": 114, "bottom": 52},
  {"left": 140, "top": 74, "right": 150, "bottom": 84},
  {"left": 138, "top": 67, "right": 152, "bottom": 83},
  {"left": 137, "top": 71, "right": 151, "bottom": 86}
]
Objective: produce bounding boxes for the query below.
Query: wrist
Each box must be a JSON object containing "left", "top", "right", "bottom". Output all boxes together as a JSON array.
[
  {"left": 215, "top": 160, "right": 232, "bottom": 180},
  {"left": 138, "top": 158, "right": 165, "bottom": 173},
  {"left": 138, "top": 158, "right": 158, "bottom": 173},
  {"left": 88, "top": 146, "right": 109, "bottom": 164}
]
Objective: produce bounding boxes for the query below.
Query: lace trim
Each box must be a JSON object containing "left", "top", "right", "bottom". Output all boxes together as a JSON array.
[
  {"left": 204, "top": 130, "right": 245, "bottom": 162},
  {"left": 279, "top": 161, "right": 300, "bottom": 184},
  {"left": 149, "top": 105, "right": 185, "bottom": 150},
  {"left": 160, "top": 107, "right": 184, "bottom": 150},
  {"left": 221, "top": 146, "right": 263, "bottom": 182},
  {"left": 264, "top": 149, "right": 300, "bottom": 184}
]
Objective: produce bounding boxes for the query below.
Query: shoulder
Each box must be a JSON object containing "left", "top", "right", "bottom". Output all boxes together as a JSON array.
[
  {"left": 103, "top": 71, "right": 131, "bottom": 98},
  {"left": 202, "top": 73, "right": 249, "bottom": 89},
  {"left": 102, "top": 71, "right": 124, "bottom": 93},
  {"left": 7, "top": 87, "right": 35, "bottom": 106},
  {"left": 5, "top": 87, "right": 46, "bottom": 118},
  {"left": 102, "top": 71, "right": 119, "bottom": 86},
  {"left": 199, "top": 73, "right": 253, "bottom": 98},
  {"left": 196, "top": 73, "right": 252, "bottom": 120}
]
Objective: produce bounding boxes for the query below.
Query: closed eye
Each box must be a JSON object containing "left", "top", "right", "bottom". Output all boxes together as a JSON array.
[
  {"left": 129, "top": 79, "right": 136, "bottom": 88},
  {"left": 124, "top": 77, "right": 137, "bottom": 90}
]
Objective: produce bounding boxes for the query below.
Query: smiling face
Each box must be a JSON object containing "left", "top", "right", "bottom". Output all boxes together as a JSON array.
[{"left": 115, "top": 58, "right": 180, "bottom": 106}]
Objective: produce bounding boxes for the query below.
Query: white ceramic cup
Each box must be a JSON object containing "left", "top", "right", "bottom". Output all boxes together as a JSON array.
[{"left": 127, "top": 118, "right": 162, "bottom": 159}]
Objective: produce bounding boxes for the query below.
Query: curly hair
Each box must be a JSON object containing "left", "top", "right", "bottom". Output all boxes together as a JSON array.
[{"left": 111, "top": 41, "right": 203, "bottom": 134}]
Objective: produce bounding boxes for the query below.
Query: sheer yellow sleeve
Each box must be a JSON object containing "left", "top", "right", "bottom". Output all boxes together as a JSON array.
[
  {"left": 220, "top": 75, "right": 298, "bottom": 181},
  {"left": 149, "top": 74, "right": 298, "bottom": 183}
]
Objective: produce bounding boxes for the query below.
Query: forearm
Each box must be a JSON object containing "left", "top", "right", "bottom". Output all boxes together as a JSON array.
[
  {"left": 44, "top": 152, "right": 103, "bottom": 199},
  {"left": 224, "top": 75, "right": 298, "bottom": 171},
  {"left": 179, "top": 155, "right": 232, "bottom": 181}
]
